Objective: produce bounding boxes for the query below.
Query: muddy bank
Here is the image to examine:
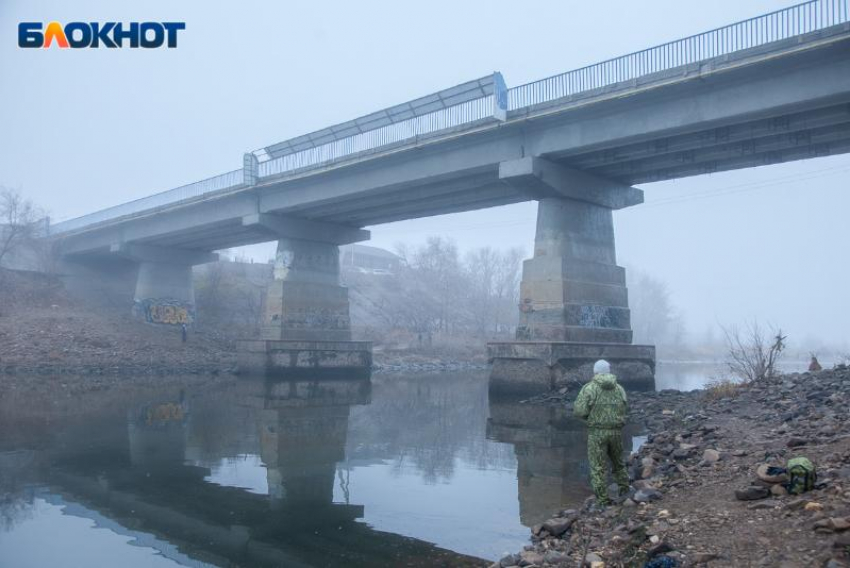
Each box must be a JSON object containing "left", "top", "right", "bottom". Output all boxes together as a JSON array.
[{"left": 496, "top": 365, "right": 850, "bottom": 567}]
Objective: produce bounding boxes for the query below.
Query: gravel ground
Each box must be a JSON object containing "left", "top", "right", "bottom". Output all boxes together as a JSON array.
[{"left": 496, "top": 366, "right": 850, "bottom": 567}]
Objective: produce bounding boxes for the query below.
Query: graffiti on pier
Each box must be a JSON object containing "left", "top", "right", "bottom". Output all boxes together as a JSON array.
[{"left": 134, "top": 298, "right": 194, "bottom": 325}]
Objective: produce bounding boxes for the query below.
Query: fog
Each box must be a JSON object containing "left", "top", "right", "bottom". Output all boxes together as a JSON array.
[{"left": 1, "top": 0, "right": 847, "bottom": 348}]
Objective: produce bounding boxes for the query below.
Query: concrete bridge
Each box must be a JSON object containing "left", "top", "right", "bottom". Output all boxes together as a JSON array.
[{"left": 48, "top": 0, "right": 850, "bottom": 384}]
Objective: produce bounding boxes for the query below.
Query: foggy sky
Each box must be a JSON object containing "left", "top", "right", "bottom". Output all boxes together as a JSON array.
[{"left": 1, "top": 0, "right": 847, "bottom": 348}]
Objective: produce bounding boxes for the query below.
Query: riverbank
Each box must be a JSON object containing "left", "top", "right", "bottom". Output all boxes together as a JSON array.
[
  {"left": 495, "top": 365, "right": 850, "bottom": 567},
  {"left": 0, "top": 270, "right": 491, "bottom": 381}
]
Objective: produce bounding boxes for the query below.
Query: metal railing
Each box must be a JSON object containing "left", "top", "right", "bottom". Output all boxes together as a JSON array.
[
  {"left": 50, "top": 169, "right": 245, "bottom": 234},
  {"left": 258, "top": 96, "right": 496, "bottom": 178},
  {"left": 50, "top": 0, "right": 849, "bottom": 236},
  {"left": 508, "top": 0, "right": 848, "bottom": 110}
]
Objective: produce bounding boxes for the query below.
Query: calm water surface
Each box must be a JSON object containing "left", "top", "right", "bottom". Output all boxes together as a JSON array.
[{"left": 0, "top": 364, "right": 724, "bottom": 567}]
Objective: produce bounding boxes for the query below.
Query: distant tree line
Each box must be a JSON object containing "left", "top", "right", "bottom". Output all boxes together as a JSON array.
[{"left": 350, "top": 237, "right": 525, "bottom": 340}]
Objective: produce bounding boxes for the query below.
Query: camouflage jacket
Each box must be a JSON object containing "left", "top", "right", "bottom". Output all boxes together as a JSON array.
[{"left": 573, "top": 373, "right": 628, "bottom": 429}]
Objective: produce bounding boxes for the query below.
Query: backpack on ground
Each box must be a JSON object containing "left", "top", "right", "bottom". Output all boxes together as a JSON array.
[{"left": 785, "top": 457, "right": 816, "bottom": 495}]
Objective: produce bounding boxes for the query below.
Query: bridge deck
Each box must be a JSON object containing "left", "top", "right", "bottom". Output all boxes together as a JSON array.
[{"left": 52, "top": 0, "right": 850, "bottom": 256}]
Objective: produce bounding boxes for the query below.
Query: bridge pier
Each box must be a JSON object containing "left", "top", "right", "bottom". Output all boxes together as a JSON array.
[
  {"left": 108, "top": 243, "right": 218, "bottom": 326},
  {"left": 237, "top": 217, "right": 372, "bottom": 377},
  {"left": 488, "top": 158, "right": 655, "bottom": 394}
]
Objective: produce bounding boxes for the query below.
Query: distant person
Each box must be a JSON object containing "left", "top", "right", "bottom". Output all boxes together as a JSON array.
[
  {"left": 574, "top": 359, "right": 629, "bottom": 508},
  {"left": 181, "top": 323, "right": 188, "bottom": 343},
  {"left": 809, "top": 355, "right": 822, "bottom": 372}
]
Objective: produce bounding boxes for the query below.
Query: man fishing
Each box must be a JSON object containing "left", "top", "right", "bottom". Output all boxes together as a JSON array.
[{"left": 573, "top": 359, "right": 629, "bottom": 507}]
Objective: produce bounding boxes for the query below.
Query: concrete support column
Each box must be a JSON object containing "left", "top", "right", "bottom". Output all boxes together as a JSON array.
[
  {"left": 109, "top": 244, "right": 216, "bottom": 326},
  {"left": 489, "top": 157, "right": 654, "bottom": 393},
  {"left": 517, "top": 197, "right": 632, "bottom": 343},
  {"left": 133, "top": 262, "right": 196, "bottom": 325},
  {"left": 263, "top": 238, "right": 351, "bottom": 341}
]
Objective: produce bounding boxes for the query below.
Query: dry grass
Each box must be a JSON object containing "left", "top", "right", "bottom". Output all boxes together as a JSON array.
[{"left": 703, "top": 377, "right": 745, "bottom": 401}]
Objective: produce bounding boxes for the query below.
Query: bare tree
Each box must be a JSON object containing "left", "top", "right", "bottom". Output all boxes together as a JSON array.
[
  {"left": 491, "top": 247, "right": 523, "bottom": 335},
  {"left": 627, "top": 267, "right": 675, "bottom": 345},
  {"left": 723, "top": 320, "right": 786, "bottom": 382},
  {"left": 411, "top": 237, "right": 465, "bottom": 334},
  {"left": 0, "top": 187, "right": 41, "bottom": 268},
  {"left": 465, "top": 246, "right": 523, "bottom": 337}
]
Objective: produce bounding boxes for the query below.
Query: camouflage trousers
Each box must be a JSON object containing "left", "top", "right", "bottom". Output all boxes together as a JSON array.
[{"left": 587, "top": 427, "right": 629, "bottom": 505}]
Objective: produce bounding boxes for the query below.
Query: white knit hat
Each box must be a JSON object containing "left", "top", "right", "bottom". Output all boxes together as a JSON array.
[{"left": 593, "top": 359, "right": 611, "bottom": 374}]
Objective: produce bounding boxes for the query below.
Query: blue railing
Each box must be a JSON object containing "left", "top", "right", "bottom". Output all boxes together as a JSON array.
[{"left": 49, "top": 0, "right": 849, "bottom": 236}]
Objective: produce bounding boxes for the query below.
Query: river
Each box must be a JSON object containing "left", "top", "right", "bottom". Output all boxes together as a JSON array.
[{"left": 0, "top": 362, "right": 762, "bottom": 567}]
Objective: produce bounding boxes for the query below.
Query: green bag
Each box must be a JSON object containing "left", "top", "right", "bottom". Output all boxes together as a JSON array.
[{"left": 785, "top": 457, "right": 816, "bottom": 495}]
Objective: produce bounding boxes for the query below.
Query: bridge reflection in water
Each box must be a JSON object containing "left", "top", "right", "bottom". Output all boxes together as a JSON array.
[
  {"left": 0, "top": 372, "right": 646, "bottom": 566},
  {"left": 48, "top": 378, "right": 485, "bottom": 568},
  {"left": 487, "top": 399, "right": 641, "bottom": 526}
]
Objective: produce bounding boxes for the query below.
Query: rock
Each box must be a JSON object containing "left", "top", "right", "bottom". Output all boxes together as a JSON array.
[
  {"left": 519, "top": 551, "right": 544, "bottom": 566},
  {"left": 748, "top": 499, "right": 782, "bottom": 510},
  {"left": 787, "top": 498, "right": 811, "bottom": 510},
  {"left": 732, "top": 449, "right": 748, "bottom": 457},
  {"left": 804, "top": 502, "right": 824, "bottom": 512},
  {"left": 542, "top": 517, "right": 574, "bottom": 537},
  {"left": 757, "top": 463, "right": 788, "bottom": 484},
  {"left": 770, "top": 484, "right": 788, "bottom": 497},
  {"left": 735, "top": 486, "right": 770, "bottom": 501},
  {"left": 702, "top": 448, "right": 721, "bottom": 463},
  {"left": 833, "top": 532, "right": 850, "bottom": 548},
  {"left": 499, "top": 553, "right": 520, "bottom": 567},
  {"left": 787, "top": 437, "right": 809, "bottom": 448},
  {"left": 691, "top": 552, "right": 720, "bottom": 564},
  {"left": 648, "top": 540, "right": 675, "bottom": 557},
  {"left": 634, "top": 488, "right": 663, "bottom": 503},
  {"left": 584, "top": 552, "right": 603, "bottom": 566},
  {"left": 814, "top": 517, "right": 850, "bottom": 532},
  {"left": 543, "top": 550, "right": 568, "bottom": 564}
]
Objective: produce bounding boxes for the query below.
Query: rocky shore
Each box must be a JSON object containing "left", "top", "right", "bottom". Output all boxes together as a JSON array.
[{"left": 495, "top": 365, "right": 850, "bottom": 568}]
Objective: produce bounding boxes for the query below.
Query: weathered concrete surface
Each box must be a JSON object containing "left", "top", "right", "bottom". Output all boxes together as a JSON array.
[
  {"left": 488, "top": 342, "right": 656, "bottom": 396},
  {"left": 513, "top": 197, "right": 633, "bottom": 343},
  {"left": 132, "top": 261, "right": 196, "bottom": 325},
  {"left": 239, "top": 237, "right": 372, "bottom": 377},
  {"left": 262, "top": 238, "right": 351, "bottom": 341},
  {"left": 489, "top": 192, "right": 655, "bottom": 394},
  {"left": 237, "top": 339, "right": 372, "bottom": 378}
]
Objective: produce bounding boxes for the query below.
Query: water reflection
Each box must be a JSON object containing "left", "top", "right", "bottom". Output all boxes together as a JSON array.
[
  {"left": 486, "top": 400, "right": 641, "bottom": 526},
  {"left": 0, "top": 377, "right": 489, "bottom": 567},
  {"left": 0, "top": 371, "right": 652, "bottom": 567}
]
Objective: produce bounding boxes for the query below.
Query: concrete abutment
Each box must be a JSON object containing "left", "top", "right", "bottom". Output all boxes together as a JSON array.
[{"left": 489, "top": 162, "right": 655, "bottom": 394}]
